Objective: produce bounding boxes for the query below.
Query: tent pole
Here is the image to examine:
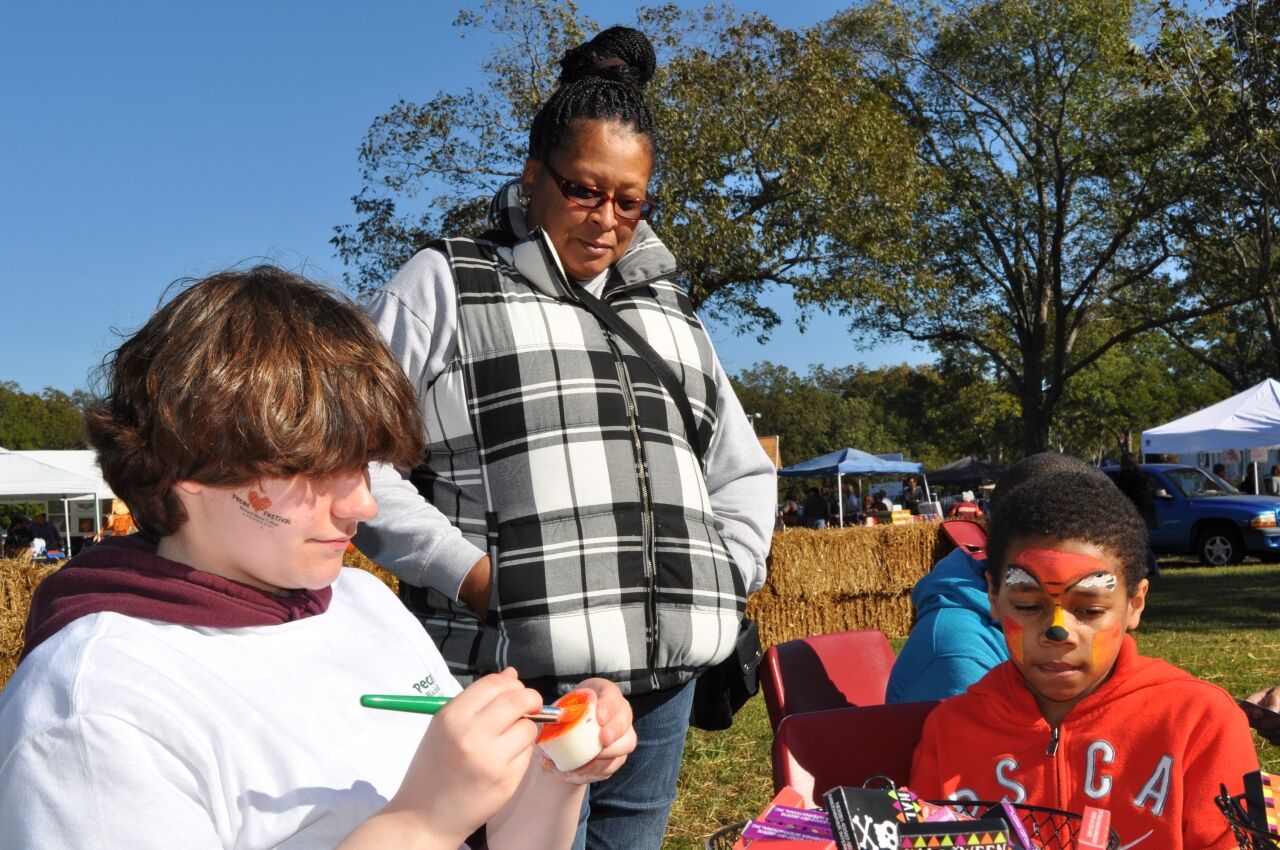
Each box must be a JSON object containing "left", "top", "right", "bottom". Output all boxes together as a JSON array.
[
  {"left": 62, "top": 497, "right": 70, "bottom": 557},
  {"left": 922, "top": 474, "right": 932, "bottom": 504},
  {"left": 836, "top": 472, "right": 844, "bottom": 527}
]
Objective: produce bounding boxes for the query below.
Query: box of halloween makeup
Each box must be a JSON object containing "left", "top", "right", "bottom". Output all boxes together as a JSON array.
[
  {"left": 730, "top": 786, "right": 837, "bottom": 849},
  {"left": 1244, "top": 769, "right": 1280, "bottom": 836}
]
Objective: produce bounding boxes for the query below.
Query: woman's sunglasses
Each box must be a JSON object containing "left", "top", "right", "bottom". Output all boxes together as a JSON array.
[{"left": 542, "top": 161, "right": 655, "bottom": 221}]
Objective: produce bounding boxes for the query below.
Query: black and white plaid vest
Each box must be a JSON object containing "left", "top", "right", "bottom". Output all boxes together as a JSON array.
[{"left": 403, "top": 220, "right": 746, "bottom": 697}]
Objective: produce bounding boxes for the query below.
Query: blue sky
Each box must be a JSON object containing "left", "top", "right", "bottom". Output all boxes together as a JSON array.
[{"left": 0, "top": 0, "right": 926, "bottom": 395}]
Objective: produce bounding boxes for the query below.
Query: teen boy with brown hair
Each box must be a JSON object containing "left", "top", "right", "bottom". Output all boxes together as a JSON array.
[{"left": 0, "top": 266, "right": 634, "bottom": 849}]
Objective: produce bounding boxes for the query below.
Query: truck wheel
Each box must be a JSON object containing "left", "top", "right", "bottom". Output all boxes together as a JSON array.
[{"left": 1196, "top": 526, "right": 1245, "bottom": 566}]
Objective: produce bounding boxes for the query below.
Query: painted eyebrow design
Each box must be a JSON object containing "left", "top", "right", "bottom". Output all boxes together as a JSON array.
[{"left": 1065, "top": 586, "right": 1112, "bottom": 597}]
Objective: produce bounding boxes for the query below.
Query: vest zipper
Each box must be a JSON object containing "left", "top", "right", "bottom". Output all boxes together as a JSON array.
[
  {"left": 1046, "top": 725, "right": 1060, "bottom": 756},
  {"left": 533, "top": 232, "right": 661, "bottom": 686},
  {"left": 611, "top": 345, "right": 659, "bottom": 682}
]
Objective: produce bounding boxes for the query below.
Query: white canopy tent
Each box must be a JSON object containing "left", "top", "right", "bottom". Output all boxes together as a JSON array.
[
  {"left": 0, "top": 449, "right": 114, "bottom": 548},
  {"left": 16, "top": 451, "right": 113, "bottom": 496},
  {"left": 1141, "top": 378, "right": 1280, "bottom": 493}
]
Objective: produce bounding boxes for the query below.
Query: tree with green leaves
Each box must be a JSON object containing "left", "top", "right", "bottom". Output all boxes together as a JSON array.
[
  {"left": 0, "top": 382, "right": 86, "bottom": 450},
  {"left": 332, "top": 0, "right": 924, "bottom": 338},
  {"left": 731, "top": 359, "right": 1027, "bottom": 476},
  {"left": 730, "top": 362, "right": 898, "bottom": 469},
  {"left": 1047, "top": 330, "right": 1231, "bottom": 459},
  {"left": 1153, "top": 0, "right": 1280, "bottom": 390},
  {"left": 823, "top": 0, "right": 1237, "bottom": 454}
]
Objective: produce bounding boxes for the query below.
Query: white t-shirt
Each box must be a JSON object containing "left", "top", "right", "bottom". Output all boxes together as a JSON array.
[{"left": 0, "top": 568, "right": 460, "bottom": 850}]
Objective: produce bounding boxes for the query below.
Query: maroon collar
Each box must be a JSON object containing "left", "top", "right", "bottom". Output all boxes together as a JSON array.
[{"left": 22, "top": 535, "right": 331, "bottom": 661}]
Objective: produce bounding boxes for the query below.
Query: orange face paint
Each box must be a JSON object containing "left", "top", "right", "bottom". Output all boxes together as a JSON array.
[
  {"left": 1001, "top": 616, "right": 1026, "bottom": 664},
  {"left": 1090, "top": 622, "right": 1124, "bottom": 666},
  {"left": 1005, "top": 548, "right": 1116, "bottom": 598},
  {"left": 1004, "top": 547, "right": 1118, "bottom": 642},
  {"left": 536, "top": 689, "right": 593, "bottom": 744}
]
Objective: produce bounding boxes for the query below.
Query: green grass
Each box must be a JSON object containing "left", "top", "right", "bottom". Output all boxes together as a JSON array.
[{"left": 663, "top": 559, "right": 1280, "bottom": 850}]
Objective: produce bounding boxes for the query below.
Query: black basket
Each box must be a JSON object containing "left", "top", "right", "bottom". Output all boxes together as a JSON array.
[
  {"left": 705, "top": 820, "right": 748, "bottom": 850},
  {"left": 704, "top": 800, "right": 1120, "bottom": 850},
  {"left": 1217, "top": 786, "right": 1280, "bottom": 850}
]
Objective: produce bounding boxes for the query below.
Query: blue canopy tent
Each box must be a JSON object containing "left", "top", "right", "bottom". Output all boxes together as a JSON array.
[{"left": 779, "top": 448, "right": 927, "bottom": 525}]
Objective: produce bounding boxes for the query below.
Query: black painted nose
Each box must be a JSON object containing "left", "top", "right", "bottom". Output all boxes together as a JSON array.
[{"left": 1044, "top": 625, "right": 1069, "bottom": 641}]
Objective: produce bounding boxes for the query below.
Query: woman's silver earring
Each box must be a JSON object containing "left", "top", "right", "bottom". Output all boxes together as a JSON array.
[{"left": 518, "top": 188, "right": 531, "bottom": 209}]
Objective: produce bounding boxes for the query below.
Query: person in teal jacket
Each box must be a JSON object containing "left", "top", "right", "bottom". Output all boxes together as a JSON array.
[{"left": 885, "top": 544, "right": 1007, "bottom": 703}]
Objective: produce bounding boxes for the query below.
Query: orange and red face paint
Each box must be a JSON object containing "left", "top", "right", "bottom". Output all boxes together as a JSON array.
[{"left": 1000, "top": 547, "right": 1121, "bottom": 655}]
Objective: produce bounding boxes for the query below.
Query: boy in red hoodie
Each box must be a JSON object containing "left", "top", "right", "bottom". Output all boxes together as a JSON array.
[{"left": 909, "top": 461, "right": 1257, "bottom": 849}]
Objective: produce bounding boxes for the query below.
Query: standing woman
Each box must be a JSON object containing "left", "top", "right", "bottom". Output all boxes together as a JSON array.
[{"left": 356, "top": 26, "right": 777, "bottom": 850}]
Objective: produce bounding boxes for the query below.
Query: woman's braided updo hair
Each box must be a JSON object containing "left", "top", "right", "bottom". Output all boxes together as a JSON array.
[{"left": 528, "top": 26, "right": 658, "bottom": 162}]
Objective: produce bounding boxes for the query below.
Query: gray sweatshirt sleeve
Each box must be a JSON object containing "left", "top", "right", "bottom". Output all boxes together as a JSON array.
[
  {"left": 703, "top": 349, "right": 777, "bottom": 595},
  {"left": 354, "top": 249, "right": 486, "bottom": 599}
]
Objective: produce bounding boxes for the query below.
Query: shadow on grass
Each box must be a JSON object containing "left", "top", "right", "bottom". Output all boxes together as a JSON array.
[{"left": 1142, "top": 561, "right": 1280, "bottom": 631}]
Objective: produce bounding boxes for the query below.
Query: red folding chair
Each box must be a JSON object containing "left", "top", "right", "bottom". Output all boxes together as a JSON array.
[
  {"left": 939, "top": 518, "right": 988, "bottom": 560},
  {"left": 760, "top": 629, "right": 897, "bottom": 733},
  {"left": 771, "top": 700, "right": 940, "bottom": 805}
]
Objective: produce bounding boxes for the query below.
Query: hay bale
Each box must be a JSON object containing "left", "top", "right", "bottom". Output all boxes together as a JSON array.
[
  {"left": 0, "top": 550, "right": 397, "bottom": 694},
  {"left": 753, "top": 524, "right": 943, "bottom": 646},
  {"left": 348, "top": 528, "right": 943, "bottom": 648},
  {"left": 344, "top": 547, "right": 398, "bottom": 593},
  {"left": 1, "top": 528, "right": 942, "bottom": 691},
  {"left": 1, "top": 558, "right": 60, "bottom": 690}
]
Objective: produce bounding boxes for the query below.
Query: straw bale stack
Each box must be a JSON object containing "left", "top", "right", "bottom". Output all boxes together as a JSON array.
[
  {"left": 748, "top": 523, "right": 945, "bottom": 647},
  {"left": 344, "top": 547, "right": 399, "bottom": 593},
  {"left": 1, "top": 557, "right": 60, "bottom": 689},
  {"left": 0, "top": 551, "right": 397, "bottom": 692},
  {"left": 0, "top": 528, "right": 944, "bottom": 691}
]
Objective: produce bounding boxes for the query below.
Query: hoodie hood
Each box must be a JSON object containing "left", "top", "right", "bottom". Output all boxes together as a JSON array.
[
  {"left": 22, "top": 534, "right": 331, "bottom": 661},
  {"left": 966, "top": 635, "right": 1191, "bottom": 729},
  {"left": 911, "top": 546, "right": 992, "bottom": 620},
  {"left": 487, "top": 178, "right": 679, "bottom": 298}
]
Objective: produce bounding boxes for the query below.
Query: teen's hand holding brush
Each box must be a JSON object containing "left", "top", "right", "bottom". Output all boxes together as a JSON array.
[{"left": 342, "top": 668, "right": 634, "bottom": 849}]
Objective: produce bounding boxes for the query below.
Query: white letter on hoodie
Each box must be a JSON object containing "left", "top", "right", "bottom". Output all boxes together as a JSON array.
[
  {"left": 1085, "top": 740, "right": 1115, "bottom": 799},
  {"left": 994, "top": 758, "right": 1027, "bottom": 804},
  {"left": 1133, "top": 754, "right": 1173, "bottom": 816}
]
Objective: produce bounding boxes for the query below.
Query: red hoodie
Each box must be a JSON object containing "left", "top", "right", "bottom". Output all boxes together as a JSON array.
[{"left": 910, "top": 636, "right": 1257, "bottom": 849}]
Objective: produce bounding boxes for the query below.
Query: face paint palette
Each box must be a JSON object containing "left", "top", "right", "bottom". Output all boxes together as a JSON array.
[{"left": 535, "top": 687, "right": 602, "bottom": 771}]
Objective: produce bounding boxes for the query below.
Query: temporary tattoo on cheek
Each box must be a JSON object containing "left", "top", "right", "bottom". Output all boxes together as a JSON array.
[
  {"left": 231, "top": 490, "right": 292, "bottom": 529},
  {"left": 1001, "top": 616, "right": 1026, "bottom": 665}
]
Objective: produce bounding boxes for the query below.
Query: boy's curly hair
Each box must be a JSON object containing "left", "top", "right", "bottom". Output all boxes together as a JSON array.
[
  {"left": 85, "top": 265, "right": 425, "bottom": 536},
  {"left": 987, "top": 463, "right": 1150, "bottom": 593}
]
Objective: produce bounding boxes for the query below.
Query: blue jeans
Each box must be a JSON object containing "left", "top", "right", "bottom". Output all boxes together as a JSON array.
[{"left": 571, "top": 679, "right": 695, "bottom": 850}]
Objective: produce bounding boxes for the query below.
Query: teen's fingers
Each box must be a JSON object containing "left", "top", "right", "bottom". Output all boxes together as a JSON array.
[{"left": 437, "top": 673, "right": 541, "bottom": 761}]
